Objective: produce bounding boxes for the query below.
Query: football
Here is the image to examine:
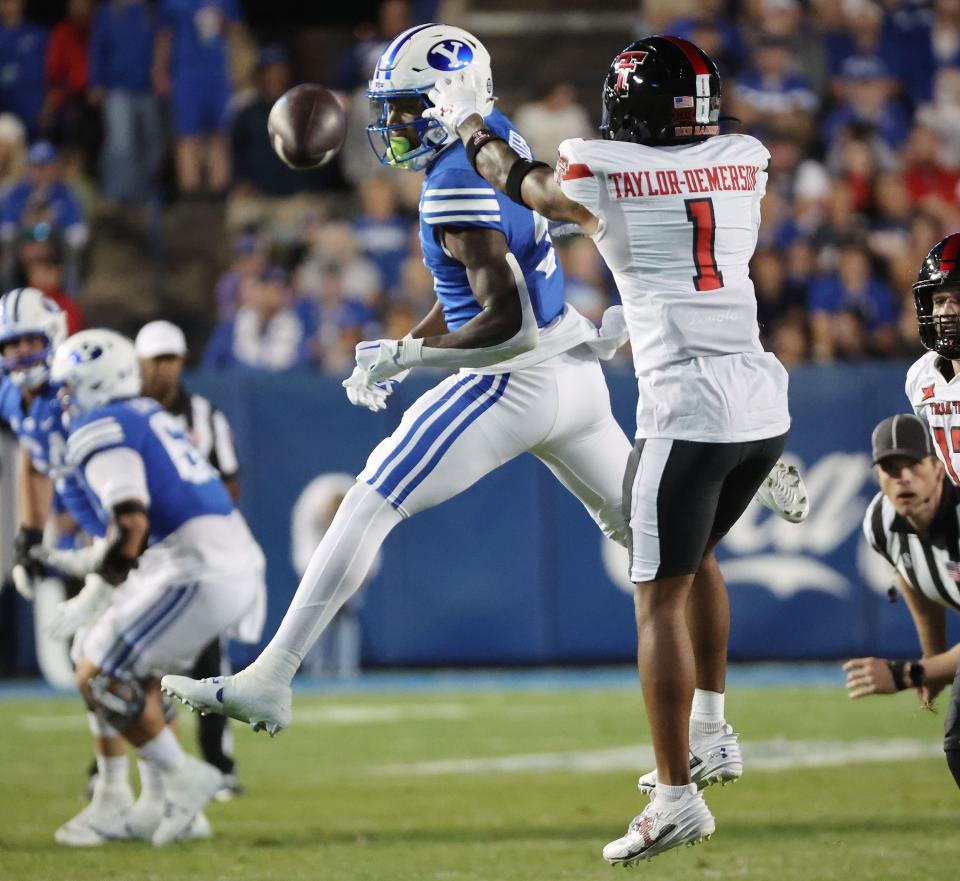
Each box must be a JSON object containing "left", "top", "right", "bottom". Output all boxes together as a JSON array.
[{"left": 267, "top": 84, "right": 347, "bottom": 170}]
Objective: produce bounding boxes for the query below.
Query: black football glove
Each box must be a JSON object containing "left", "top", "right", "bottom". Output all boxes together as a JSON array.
[{"left": 13, "top": 526, "right": 45, "bottom": 578}]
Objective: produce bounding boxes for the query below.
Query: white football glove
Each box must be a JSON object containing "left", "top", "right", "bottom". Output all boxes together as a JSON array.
[
  {"left": 355, "top": 338, "right": 408, "bottom": 382},
  {"left": 588, "top": 305, "right": 630, "bottom": 361},
  {"left": 423, "top": 71, "right": 487, "bottom": 133},
  {"left": 11, "top": 564, "right": 36, "bottom": 601},
  {"left": 46, "top": 573, "right": 113, "bottom": 640},
  {"left": 342, "top": 365, "right": 408, "bottom": 412},
  {"left": 30, "top": 537, "right": 109, "bottom": 579}
]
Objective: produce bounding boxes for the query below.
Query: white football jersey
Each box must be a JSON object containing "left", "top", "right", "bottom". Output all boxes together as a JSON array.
[
  {"left": 906, "top": 352, "right": 960, "bottom": 484},
  {"left": 557, "top": 133, "right": 789, "bottom": 442}
]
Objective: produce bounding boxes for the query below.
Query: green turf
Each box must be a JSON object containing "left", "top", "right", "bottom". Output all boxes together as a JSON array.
[{"left": 1, "top": 684, "right": 957, "bottom": 881}]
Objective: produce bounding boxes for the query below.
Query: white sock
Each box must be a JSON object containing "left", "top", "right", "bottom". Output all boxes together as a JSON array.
[
  {"left": 95, "top": 753, "right": 129, "bottom": 789},
  {"left": 690, "top": 689, "right": 725, "bottom": 734},
  {"left": 655, "top": 782, "right": 693, "bottom": 802},
  {"left": 137, "top": 758, "right": 164, "bottom": 801},
  {"left": 137, "top": 726, "right": 185, "bottom": 772},
  {"left": 259, "top": 482, "right": 402, "bottom": 677}
]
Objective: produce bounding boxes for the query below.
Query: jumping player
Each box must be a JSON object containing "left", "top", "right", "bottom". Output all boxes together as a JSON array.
[
  {"left": 426, "top": 35, "right": 793, "bottom": 862},
  {"left": 161, "top": 22, "right": 636, "bottom": 737}
]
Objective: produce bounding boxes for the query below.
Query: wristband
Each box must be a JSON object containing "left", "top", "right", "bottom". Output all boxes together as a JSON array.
[
  {"left": 465, "top": 127, "right": 505, "bottom": 171},
  {"left": 908, "top": 661, "right": 926, "bottom": 688},
  {"left": 887, "top": 660, "right": 908, "bottom": 691},
  {"left": 505, "top": 158, "right": 551, "bottom": 207}
]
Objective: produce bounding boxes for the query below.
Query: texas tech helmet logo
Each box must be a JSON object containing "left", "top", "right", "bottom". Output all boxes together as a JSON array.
[
  {"left": 613, "top": 51, "right": 648, "bottom": 92},
  {"left": 939, "top": 235, "right": 960, "bottom": 273}
]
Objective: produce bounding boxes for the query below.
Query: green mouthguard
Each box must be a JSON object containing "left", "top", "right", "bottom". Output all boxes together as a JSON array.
[{"left": 388, "top": 136, "right": 415, "bottom": 168}]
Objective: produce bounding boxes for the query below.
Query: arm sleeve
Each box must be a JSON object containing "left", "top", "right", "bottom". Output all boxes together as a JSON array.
[{"left": 83, "top": 447, "right": 150, "bottom": 511}]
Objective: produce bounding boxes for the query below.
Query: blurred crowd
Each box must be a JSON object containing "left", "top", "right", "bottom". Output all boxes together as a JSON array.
[{"left": 1, "top": 0, "right": 959, "bottom": 371}]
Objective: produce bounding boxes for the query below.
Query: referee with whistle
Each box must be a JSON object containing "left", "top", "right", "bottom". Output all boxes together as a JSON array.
[{"left": 847, "top": 413, "right": 960, "bottom": 791}]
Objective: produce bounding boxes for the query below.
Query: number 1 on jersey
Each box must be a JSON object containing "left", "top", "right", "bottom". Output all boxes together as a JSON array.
[
  {"left": 932, "top": 425, "right": 960, "bottom": 485},
  {"left": 684, "top": 197, "right": 723, "bottom": 292}
]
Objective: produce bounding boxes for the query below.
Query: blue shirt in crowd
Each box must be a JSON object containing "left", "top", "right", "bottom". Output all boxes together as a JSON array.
[
  {"left": 1, "top": 180, "right": 84, "bottom": 237},
  {"left": 352, "top": 216, "right": 410, "bottom": 291},
  {"left": 159, "top": 0, "right": 240, "bottom": 79},
  {"left": 89, "top": 0, "right": 157, "bottom": 92},
  {"left": 0, "top": 18, "right": 48, "bottom": 136},
  {"left": 808, "top": 273, "right": 898, "bottom": 331}
]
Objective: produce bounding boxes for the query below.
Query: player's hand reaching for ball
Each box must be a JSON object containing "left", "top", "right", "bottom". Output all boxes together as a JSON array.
[{"left": 424, "top": 71, "right": 486, "bottom": 133}]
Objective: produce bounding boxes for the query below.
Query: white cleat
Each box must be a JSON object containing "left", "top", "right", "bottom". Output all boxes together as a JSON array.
[
  {"left": 638, "top": 724, "right": 742, "bottom": 795},
  {"left": 55, "top": 785, "right": 135, "bottom": 846},
  {"left": 754, "top": 459, "right": 809, "bottom": 523},
  {"left": 152, "top": 756, "right": 223, "bottom": 847},
  {"left": 125, "top": 794, "right": 213, "bottom": 842},
  {"left": 160, "top": 667, "right": 292, "bottom": 737},
  {"left": 603, "top": 785, "right": 715, "bottom": 865}
]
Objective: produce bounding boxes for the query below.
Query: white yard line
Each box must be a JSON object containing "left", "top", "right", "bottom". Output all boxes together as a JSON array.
[{"left": 376, "top": 738, "right": 945, "bottom": 777}]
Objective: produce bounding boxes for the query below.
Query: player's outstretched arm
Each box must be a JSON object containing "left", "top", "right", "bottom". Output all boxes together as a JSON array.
[
  {"left": 424, "top": 76, "right": 598, "bottom": 233},
  {"left": 460, "top": 114, "right": 598, "bottom": 235}
]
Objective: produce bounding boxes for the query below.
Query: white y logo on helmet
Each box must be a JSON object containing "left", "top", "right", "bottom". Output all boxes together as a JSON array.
[{"left": 427, "top": 40, "right": 473, "bottom": 71}]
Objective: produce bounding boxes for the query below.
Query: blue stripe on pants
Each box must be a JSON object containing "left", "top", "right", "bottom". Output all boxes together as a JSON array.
[
  {"left": 99, "top": 585, "right": 188, "bottom": 673},
  {"left": 101, "top": 584, "right": 197, "bottom": 675},
  {"left": 374, "top": 375, "right": 495, "bottom": 505},
  {"left": 367, "top": 375, "right": 477, "bottom": 487},
  {"left": 393, "top": 375, "right": 510, "bottom": 507}
]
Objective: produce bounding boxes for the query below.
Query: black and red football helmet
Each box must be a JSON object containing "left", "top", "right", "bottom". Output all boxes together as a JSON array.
[
  {"left": 600, "top": 35, "right": 721, "bottom": 146},
  {"left": 913, "top": 233, "right": 960, "bottom": 359}
]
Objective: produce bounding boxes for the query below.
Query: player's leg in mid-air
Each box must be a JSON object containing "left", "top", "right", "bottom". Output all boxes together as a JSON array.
[
  {"left": 162, "top": 352, "right": 633, "bottom": 730},
  {"left": 602, "top": 433, "right": 786, "bottom": 866}
]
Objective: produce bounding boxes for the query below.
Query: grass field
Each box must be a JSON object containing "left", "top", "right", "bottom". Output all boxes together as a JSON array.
[{"left": 1, "top": 676, "right": 957, "bottom": 881}]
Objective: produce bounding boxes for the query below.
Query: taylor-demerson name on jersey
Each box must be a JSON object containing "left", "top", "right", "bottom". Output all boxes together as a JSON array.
[
  {"left": 907, "top": 351, "right": 960, "bottom": 486},
  {"left": 557, "top": 133, "right": 790, "bottom": 443}
]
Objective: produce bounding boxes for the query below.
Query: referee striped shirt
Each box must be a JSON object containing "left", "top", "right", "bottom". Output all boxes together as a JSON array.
[
  {"left": 863, "top": 478, "right": 960, "bottom": 612},
  {"left": 167, "top": 386, "right": 239, "bottom": 480}
]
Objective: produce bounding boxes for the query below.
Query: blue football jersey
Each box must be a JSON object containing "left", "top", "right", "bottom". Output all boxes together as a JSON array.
[
  {"left": 0, "top": 377, "right": 105, "bottom": 536},
  {"left": 419, "top": 109, "right": 565, "bottom": 331},
  {"left": 67, "top": 397, "right": 233, "bottom": 542}
]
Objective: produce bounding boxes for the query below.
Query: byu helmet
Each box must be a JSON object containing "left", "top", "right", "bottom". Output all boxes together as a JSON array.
[
  {"left": 50, "top": 329, "right": 141, "bottom": 417},
  {"left": 0, "top": 287, "right": 67, "bottom": 389},
  {"left": 366, "top": 23, "right": 494, "bottom": 171}
]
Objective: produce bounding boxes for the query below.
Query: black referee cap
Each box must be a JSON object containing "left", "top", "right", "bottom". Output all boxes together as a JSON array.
[{"left": 871, "top": 413, "right": 934, "bottom": 464}]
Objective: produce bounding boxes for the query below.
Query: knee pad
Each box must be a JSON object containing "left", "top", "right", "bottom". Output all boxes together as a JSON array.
[{"left": 88, "top": 672, "right": 145, "bottom": 732}]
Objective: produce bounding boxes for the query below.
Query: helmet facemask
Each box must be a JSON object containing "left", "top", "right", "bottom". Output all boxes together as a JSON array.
[
  {"left": 914, "top": 280, "right": 960, "bottom": 360},
  {"left": 366, "top": 91, "right": 451, "bottom": 171}
]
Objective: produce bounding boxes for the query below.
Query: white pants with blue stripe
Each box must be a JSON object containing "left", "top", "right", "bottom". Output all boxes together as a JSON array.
[
  {"left": 358, "top": 345, "right": 632, "bottom": 545},
  {"left": 81, "top": 512, "right": 265, "bottom": 680}
]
